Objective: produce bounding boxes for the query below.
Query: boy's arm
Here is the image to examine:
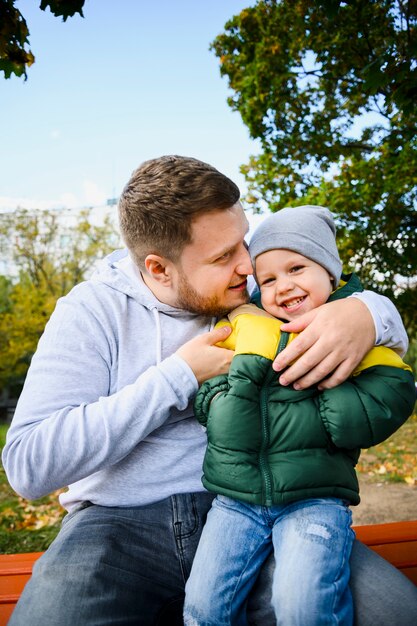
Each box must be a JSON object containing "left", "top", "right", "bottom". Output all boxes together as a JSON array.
[
  {"left": 318, "top": 350, "right": 415, "bottom": 449},
  {"left": 273, "top": 293, "right": 407, "bottom": 390},
  {"left": 194, "top": 310, "right": 285, "bottom": 426},
  {"left": 194, "top": 375, "right": 230, "bottom": 427}
]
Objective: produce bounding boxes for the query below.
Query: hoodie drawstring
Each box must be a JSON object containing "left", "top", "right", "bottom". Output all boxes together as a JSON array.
[
  {"left": 151, "top": 309, "right": 216, "bottom": 366},
  {"left": 151, "top": 307, "right": 162, "bottom": 365}
]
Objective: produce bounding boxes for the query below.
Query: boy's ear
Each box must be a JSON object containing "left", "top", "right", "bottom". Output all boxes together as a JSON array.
[
  {"left": 329, "top": 271, "right": 336, "bottom": 288},
  {"left": 144, "top": 254, "right": 174, "bottom": 285}
]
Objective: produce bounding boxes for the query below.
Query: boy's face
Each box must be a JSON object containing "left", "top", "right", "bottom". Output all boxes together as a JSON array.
[{"left": 255, "top": 249, "right": 333, "bottom": 321}]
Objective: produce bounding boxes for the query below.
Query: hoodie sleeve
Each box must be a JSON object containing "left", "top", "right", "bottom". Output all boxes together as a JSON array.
[
  {"left": 350, "top": 290, "right": 408, "bottom": 356},
  {"left": 2, "top": 289, "right": 198, "bottom": 500}
]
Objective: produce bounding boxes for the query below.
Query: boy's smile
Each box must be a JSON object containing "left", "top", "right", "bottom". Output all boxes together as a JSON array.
[
  {"left": 255, "top": 249, "right": 334, "bottom": 321},
  {"left": 280, "top": 295, "right": 307, "bottom": 313}
]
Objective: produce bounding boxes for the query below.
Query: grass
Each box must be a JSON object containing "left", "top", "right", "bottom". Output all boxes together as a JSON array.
[{"left": 1, "top": 411, "right": 416, "bottom": 554}]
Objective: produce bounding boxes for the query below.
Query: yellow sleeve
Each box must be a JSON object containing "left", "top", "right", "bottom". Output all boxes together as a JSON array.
[
  {"left": 215, "top": 319, "right": 236, "bottom": 351},
  {"left": 217, "top": 309, "right": 412, "bottom": 373},
  {"left": 215, "top": 310, "right": 294, "bottom": 361},
  {"left": 352, "top": 346, "right": 412, "bottom": 376}
]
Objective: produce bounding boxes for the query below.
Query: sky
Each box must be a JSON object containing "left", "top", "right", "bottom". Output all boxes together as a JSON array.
[{"left": 1, "top": 0, "right": 262, "bottom": 220}]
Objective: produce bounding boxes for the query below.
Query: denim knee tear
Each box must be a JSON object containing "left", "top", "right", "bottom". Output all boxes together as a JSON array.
[
  {"left": 297, "top": 517, "right": 332, "bottom": 543},
  {"left": 307, "top": 522, "right": 331, "bottom": 540}
]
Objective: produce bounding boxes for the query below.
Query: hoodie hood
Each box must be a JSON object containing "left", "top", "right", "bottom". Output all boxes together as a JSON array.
[
  {"left": 91, "top": 249, "right": 206, "bottom": 319},
  {"left": 90, "top": 249, "right": 214, "bottom": 366}
]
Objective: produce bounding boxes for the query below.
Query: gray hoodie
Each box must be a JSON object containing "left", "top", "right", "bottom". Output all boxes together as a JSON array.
[
  {"left": 2, "top": 250, "right": 408, "bottom": 512},
  {"left": 3, "top": 250, "right": 213, "bottom": 512}
]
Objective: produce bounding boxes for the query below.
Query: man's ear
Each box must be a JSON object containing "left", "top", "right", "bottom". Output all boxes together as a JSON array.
[{"left": 144, "top": 254, "right": 174, "bottom": 286}]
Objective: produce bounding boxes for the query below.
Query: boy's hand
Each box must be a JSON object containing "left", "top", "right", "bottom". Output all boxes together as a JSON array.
[
  {"left": 176, "top": 325, "right": 233, "bottom": 384},
  {"left": 273, "top": 298, "right": 375, "bottom": 390}
]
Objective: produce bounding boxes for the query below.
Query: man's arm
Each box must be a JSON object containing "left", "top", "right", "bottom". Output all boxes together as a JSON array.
[
  {"left": 273, "top": 292, "right": 408, "bottom": 390},
  {"left": 352, "top": 291, "right": 408, "bottom": 355},
  {"left": 2, "top": 297, "right": 232, "bottom": 500}
]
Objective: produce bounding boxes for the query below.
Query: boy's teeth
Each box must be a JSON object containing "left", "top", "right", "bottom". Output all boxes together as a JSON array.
[{"left": 284, "top": 297, "right": 304, "bottom": 309}]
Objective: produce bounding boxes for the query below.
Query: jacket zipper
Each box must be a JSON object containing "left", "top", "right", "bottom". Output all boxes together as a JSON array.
[
  {"left": 259, "top": 385, "right": 273, "bottom": 505},
  {"left": 259, "top": 331, "right": 290, "bottom": 506}
]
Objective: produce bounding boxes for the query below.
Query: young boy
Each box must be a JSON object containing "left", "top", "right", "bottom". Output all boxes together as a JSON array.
[{"left": 183, "top": 206, "right": 415, "bottom": 626}]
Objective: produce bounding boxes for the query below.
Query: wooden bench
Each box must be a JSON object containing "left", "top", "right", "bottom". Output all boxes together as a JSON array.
[
  {"left": 1, "top": 520, "right": 416, "bottom": 624},
  {"left": 0, "top": 551, "right": 43, "bottom": 625}
]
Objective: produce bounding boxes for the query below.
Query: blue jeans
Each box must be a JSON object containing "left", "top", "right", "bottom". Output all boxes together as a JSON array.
[
  {"left": 8, "top": 493, "right": 417, "bottom": 626},
  {"left": 184, "top": 496, "right": 354, "bottom": 626}
]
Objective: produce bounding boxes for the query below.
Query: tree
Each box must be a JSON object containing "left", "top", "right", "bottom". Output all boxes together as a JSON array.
[
  {"left": 0, "top": 207, "right": 119, "bottom": 391},
  {"left": 211, "top": 0, "right": 417, "bottom": 336},
  {"left": 0, "top": 0, "right": 85, "bottom": 79}
]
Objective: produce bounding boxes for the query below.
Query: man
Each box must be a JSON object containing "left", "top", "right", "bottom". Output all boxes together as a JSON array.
[{"left": 3, "top": 156, "right": 416, "bottom": 625}]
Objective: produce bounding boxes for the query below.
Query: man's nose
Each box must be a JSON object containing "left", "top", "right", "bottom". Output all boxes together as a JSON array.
[{"left": 236, "top": 247, "right": 253, "bottom": 275}]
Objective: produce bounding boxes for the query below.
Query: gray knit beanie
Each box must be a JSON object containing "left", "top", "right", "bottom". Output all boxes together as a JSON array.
[{"left": 249, "top": 205, "right": 342, "bottom": 285}]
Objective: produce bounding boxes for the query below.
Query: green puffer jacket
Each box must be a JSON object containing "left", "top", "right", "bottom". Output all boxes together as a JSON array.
[{"left": 194, "top": 275, "right": 415, "bottom": 507}]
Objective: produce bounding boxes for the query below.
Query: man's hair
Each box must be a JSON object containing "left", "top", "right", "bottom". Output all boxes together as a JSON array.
[{"left": 118, "top": 155, "right": 240, "bottom": 268}]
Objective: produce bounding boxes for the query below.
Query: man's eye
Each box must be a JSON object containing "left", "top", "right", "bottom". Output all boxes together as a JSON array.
[{"left": 214, "top": 251, "right": 232, "bottom": 263}]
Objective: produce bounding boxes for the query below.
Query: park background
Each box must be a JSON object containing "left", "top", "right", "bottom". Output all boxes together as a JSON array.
[{"left": 0, "top": 0, "right": 416, "bottom": 552}]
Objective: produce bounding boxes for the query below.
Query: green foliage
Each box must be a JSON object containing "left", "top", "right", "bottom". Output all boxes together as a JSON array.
[
  {"left": 0, "top": 208, "right": 119, "bottom": 391},
  {"left": 212, "top": 0, "right": 417, "bottom": 335},
  {"left": 0, "top": 0, "right": 85, "bottom": 79},
  {"left": 0, "top": 0, "right": 34, "bottom": 78},
  {"left": 0, "top": 275, "right": 12, "bottom": 314},
  {"left": 39, "top": 0, "right": 85, "bottom": 20},
  {"left": 405, "top": 335, "right": 417, "bottom": 374}
]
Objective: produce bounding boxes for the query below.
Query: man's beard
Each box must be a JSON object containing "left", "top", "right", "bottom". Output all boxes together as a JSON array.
[{"left": 175, "top": 271, "right": 249, "bottom": 318}]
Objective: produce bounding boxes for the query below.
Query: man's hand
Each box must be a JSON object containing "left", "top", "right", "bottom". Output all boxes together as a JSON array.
[
  {"left": 273, "top": 298, "right": 375, "bottom": 390},
  {"left": 176, "top": 325, "right": 234, "bottom": 385}
]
